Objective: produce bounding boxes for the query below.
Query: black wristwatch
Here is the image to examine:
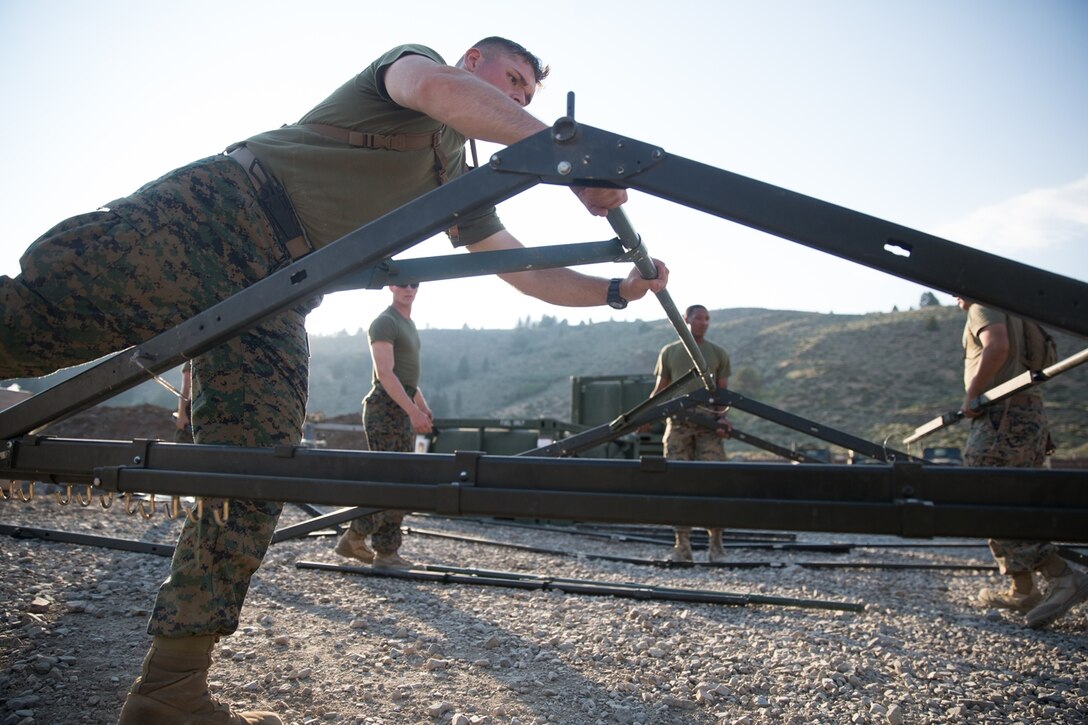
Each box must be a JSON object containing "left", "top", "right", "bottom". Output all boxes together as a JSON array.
[{"left": 607, "top": 278, "right": 628, "bottom": 310}]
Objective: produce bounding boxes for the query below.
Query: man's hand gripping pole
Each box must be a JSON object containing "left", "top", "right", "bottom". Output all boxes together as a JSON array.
[{"left": 606, "top": 208, "right": 716, "bottom": 396}]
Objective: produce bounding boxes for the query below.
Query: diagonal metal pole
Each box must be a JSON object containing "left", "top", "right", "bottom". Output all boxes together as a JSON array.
[
  {"left": 903, "top": 346, "right": 1088, "bottom": 445},
  {"left": 606, "top": 208, "right": 715, "bottom": 392},
  {"left": 672, "top": 408, "right": 826, "bottom": 463},
  {"left": 0, "top": 165, "right": 541, "bottom": 439}
]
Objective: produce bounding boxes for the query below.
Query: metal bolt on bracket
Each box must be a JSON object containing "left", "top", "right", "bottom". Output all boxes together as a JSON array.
[{"left": 557, "top": 161, "right": 573, "bottom": 176}]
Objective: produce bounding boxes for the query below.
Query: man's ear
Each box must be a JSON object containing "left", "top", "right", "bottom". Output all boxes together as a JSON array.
[{"left": 463, "top": 47, "right": 481, "bottom": 71}]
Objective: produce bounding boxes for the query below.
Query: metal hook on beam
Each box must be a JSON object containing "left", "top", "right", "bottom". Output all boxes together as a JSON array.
[
  {"left": 138, "top": 494, "right": 156, "bottom": 520},
  {"left": 186, "top": 497, "right": 203, "bottom": 524},
  {"left": 211, "top": 498, "right": 230, "bottom": 526},
  {"left": 168, "top": 496, "right": 182, "bottom": 520}
]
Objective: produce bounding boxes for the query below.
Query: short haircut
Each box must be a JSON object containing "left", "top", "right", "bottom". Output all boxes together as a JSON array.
[
  {"left": 685, "top": 304, "right": 708, "bottom": 318},
  {"left": 473, "top": 36, "right": 550, "bottom": 84}
]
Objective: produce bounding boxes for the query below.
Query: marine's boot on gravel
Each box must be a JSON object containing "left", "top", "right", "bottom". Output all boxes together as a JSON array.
[
  {"left": 668, "top": 527, "right": 694, "bottom": 563},
  {"left": 706, "top": 528, "right": 728, "bottom": 563},
  {"left": 118, "top": 635, "right": 281, "bottom": 724},
  {"left": 373, "top": 550, "right": 414, "bottom": 569},
  {"left": 977, "top": 572, "right": 1041, "bottom": 613},
  {"left": 1026, "top": 556, "right": 1088, "bottom": 629},
  {"left": 334, "top": 528, "right": 375, "bottom": 564}
]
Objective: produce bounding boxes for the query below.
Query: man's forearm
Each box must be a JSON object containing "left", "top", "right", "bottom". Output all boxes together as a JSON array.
[
  {"left": 377, "top": 372, "right": 420, "bottom": 416},
  {"left": 500, "top": 266, "right": 610, "bottom": 307}
]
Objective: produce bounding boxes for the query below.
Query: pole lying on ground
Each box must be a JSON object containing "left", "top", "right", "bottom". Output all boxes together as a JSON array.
[
  {"left": 904, "top": 347, "right": 1088, "bottom": 445},
  {"left": 295, "top": 559, "right": 865, "bottom": 612},
  {"left": 0, "top": 524, "right": 175, "bottom": 557}
]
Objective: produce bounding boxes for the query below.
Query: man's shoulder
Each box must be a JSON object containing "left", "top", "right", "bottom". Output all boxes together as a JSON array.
[
  {"left": 368, "top": 307, "right": 400, "bottom": 337},
  {"left": 659, "top": 339, "right": 684, "bottom": 354},
  {"left": 967, "top": 305, "right": 1008, "bottom": 336},
  {"left": 370, "top": 44, "right": 447, "bottom": 72},
  {"left": 704, "top": 339, "right": 729, "bottom": 355}
]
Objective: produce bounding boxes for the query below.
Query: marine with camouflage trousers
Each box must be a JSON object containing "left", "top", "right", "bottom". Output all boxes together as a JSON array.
[
  {"left": 175, "top": 361, "right": 195, "bottom": 443},
  {"left": 957, "top": 298, "right": 1088, "bottom": 629},
  {"left": 335, "top": 283, "right": 432, "bottom": 569},
  {"left": 0, "top": 37, "right": 669, "bottom": 725},
  {"left": 644, "top": 304, "right": 733, "bottom": 563}
]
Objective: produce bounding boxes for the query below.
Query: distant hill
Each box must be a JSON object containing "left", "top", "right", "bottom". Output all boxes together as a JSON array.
[
  {"left": 306, "top": 304, "right": 1087, "bottom": 459},
  {"left": 8, "top": 305, "right": 1087, "bottom": 458}
]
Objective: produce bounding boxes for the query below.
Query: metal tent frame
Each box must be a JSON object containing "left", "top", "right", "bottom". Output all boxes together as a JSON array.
[{"left": 3, "top": 106, "right": 1086, "bottom": 542}]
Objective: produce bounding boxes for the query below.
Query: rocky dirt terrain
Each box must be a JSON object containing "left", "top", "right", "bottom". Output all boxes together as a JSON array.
[
  {"left": 1, "top": 405, "right": 1086, "bottom": 724},
  {"left": 2, "top": 494, "right": 1087, "bottom": 725}
]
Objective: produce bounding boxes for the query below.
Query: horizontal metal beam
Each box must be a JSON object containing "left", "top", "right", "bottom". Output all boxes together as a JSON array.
[
  {"left": 325, "top": 239, "right": 629, "bottom": 293},
  {"left": 3, "top": 436, "right": 1085, "bottom": 541}
]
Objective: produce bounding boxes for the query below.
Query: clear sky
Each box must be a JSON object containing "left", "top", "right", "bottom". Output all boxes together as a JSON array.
[{"left": 1, "top": 0, "right": 1085, "bottom": 337}]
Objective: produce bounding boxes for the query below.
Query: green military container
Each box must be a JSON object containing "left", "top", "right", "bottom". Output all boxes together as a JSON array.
[
  {"left": 428, "top": 418, "right": 567, "bottom": 456},
  {"left": 569, "top": 374, "right": 663, "bottom": 458}
]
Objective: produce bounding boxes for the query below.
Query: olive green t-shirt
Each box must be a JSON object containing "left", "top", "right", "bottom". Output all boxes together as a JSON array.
[
  {"left": 369, "top": 305, "right": 421, "bottom": 398},
  {"left": 654, "top": 339, "right": 731, "bottom": 385},
  {"left": 962, "top": 303, "right": 1027, "bottom": 391},
  {"left": 242, "top": 44, "right": 504, "bottom": 250}
]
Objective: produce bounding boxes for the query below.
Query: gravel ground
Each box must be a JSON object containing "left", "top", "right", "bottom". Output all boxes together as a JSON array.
[{"left": 2, "top": 489, "right": 1086, "bottom": 725}]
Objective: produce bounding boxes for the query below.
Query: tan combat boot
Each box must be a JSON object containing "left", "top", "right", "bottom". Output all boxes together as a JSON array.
[
  {"left": 1026, "top": 556, "right": 1088, "bottom": 629},
  {"left": 334, "top": 528, "right": 375, "bottom": 564},
  {"left": 706, "top": 528, "right": 728, "bottom": 563},
  {"left": 373, "top": 550, "right": 414, "bottom": 569},
  {"left": 978, "top": 572, "right": 1042, "bottom": 613},
  {"left": 668, "top": 527, "right": 694, "bottom": 563},
  {"left": 118, "top": 635, "right": 281, "bottom": 725}
]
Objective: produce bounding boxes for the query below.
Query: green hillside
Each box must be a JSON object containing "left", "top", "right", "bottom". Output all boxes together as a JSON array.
[
  {"left": 306, "top": 305, "right": 1088, "bottom": 459},
  {"left": 9, "top": 305, "right": 1085, "bottom": 459}
]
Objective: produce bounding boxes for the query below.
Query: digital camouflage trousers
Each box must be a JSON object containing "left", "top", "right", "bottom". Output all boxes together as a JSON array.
[
  {"left": 663, "top": 417, "right": 727, "bottom": 536},
  {"left": 0, "top": 155, "right": 313, "bottom": 637},
  {"left": 348, "top": 386, "right": 414, "bottom": 553},
  {"left": 965, "top": 399, "right": 1055, "bottom": 575}
]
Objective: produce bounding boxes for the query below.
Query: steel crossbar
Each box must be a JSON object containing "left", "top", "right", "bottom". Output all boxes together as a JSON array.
[{"left": 3, "top": 436, "right": 1086, "bottom": 541}]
